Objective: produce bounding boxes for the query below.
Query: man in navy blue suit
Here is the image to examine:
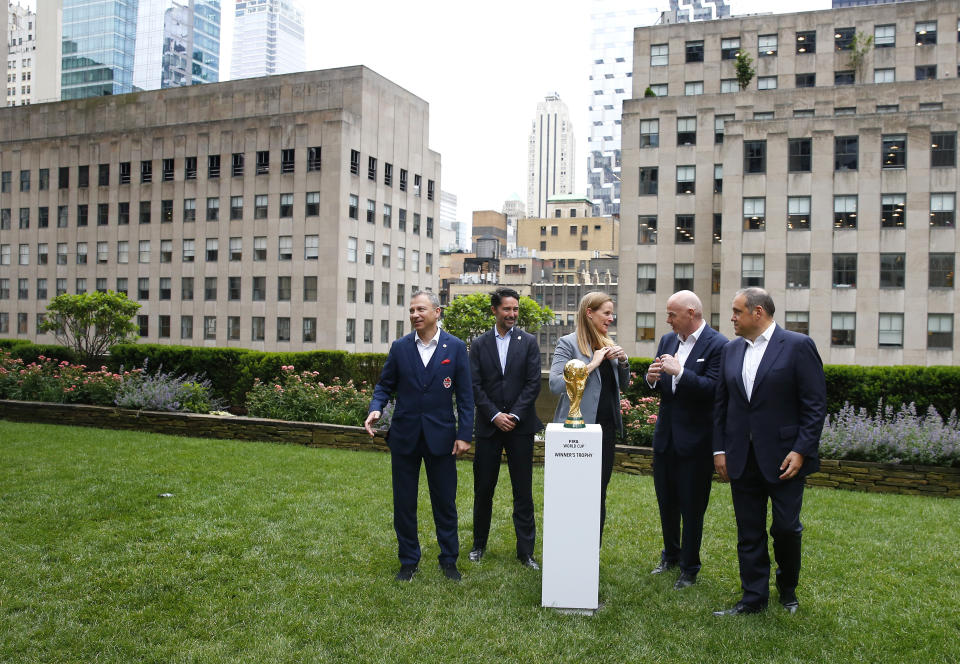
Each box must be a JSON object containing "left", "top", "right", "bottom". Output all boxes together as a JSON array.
[
  {"left": 645, "top": 290, "right": 726, "bottom": 590},
  {"left": 712, "top": 288, "right": 826, "bottom": 616},
  {"left": 468, "top": 288, "right": 542, "bottom": 570},
  {"left": 365, "top": 291, "right": 474, "bottom": 582}
]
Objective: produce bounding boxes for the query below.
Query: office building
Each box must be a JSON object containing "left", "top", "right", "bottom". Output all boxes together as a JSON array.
[
  {"left": 502, "top": 198, "right": 525, "bottom": 252},
  {"left": 621, "top": 0, "right": 960, "bottom": 364},
  {"left": 33, "top": 0, "right": 61, "bottom": 103},
  {"left": 60, "top": 0, "right": 138, "bottom": 99},
  {"left": 231, "top": 0, "right": 305, "bottom": 80},
  {"left": 133, "top": 0, "right": 221, "bottom": 91},
  {"left": 0, "top": 67, "right": 441, "bottom": 352},
  {"left": 6, "top": 2, "right": 34, "bottom": 106},
  {"left": 527, "top": 93, "right": 576, "bottom": 219}
]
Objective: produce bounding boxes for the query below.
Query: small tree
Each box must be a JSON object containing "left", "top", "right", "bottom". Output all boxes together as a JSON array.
[
  {"left": 848, "top": 31, "right": 873, "bottom": 81},
  {"left": 644, "top": 86, "right": 657, "bottom": 98},
  {"left": 735, "top": 50, "right": 755, "bottom": 90},
  {"left": 442, "top": 292, "right": 554, "bottom": 347},
  {"left": 39, "top": 291, "right": 141, "bottom": 364}
]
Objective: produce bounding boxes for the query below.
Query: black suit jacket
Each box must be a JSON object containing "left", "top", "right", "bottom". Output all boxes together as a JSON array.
[
  {"left": 713, "top": 325, "right": 827, "bottom": 483},
  {"left": 470, "top": 327, "right": 543, "bottom": 438},
  {"left": 649, "top": 324, "right": 727, "bottom": 456}
]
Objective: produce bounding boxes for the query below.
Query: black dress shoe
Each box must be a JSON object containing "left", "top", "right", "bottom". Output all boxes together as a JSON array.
[
  {"left": 713, "top": 602, "right": 764, "bottom": 616},
  {"left": 650, "top": 559, "right": 677, "bottom": 575},
  {"left": 440, "top": 562, "right": 462, "bottom": 582},
  {"left": 518, "top": 554, "right": 540, "bottom": 571},
  {"left": 779, "top": 590, "right": 799, "bottom": 613},
  {"left": 468, "top": 547, "right": 484, "bottom": 562},
  {"left": 395, "top": 564, "right": 418, "bottom": 581},
  {"left": 673, "top": 571, "right": 697, "bottom": 589}
]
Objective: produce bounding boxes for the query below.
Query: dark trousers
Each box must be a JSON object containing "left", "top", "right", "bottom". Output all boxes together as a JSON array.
[
  {"left": 472, "top": 430, "right": 536, "bottom": 557},
  {"left": 730, "top": 444, "right": 805, "bottom": 608},
  {"left": 653, "top": 443, "right": 714, "bottom": 575},
  {"left": 597, "top": 418, "right": 617, "bottom": 543},
  {"left": 390, "top": 436, "right": 459, "bottom": 566}
]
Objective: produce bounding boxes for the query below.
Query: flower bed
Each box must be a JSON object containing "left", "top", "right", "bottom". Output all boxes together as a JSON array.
[{"left": 244, "top": 365, "right": 376, "bottom": 426}]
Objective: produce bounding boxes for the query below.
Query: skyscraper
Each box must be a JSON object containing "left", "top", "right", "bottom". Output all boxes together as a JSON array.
[
  {"left": 527, "top": 94, "right": 576, "bottom": 219},
  {"left": 231, "top": 0, "right": 305, "bottom": 80},
  {"left": 60, "top": 0, "right": 138, "bottom": 99},
  {"left": 133, "top": 0, "right": 221, "bottom": 91},
  {"left": 6, "top": 1, "right": 36, "bottom": 107}
]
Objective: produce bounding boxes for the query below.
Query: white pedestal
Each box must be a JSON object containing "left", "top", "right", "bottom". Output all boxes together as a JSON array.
[{"left": 541, "top": 422, "right": 602, "bottom": 612}]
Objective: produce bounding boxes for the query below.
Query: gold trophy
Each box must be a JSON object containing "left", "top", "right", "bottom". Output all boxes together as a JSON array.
[{"left": 563, "top": 359, "right": 589, "bottom": 428}]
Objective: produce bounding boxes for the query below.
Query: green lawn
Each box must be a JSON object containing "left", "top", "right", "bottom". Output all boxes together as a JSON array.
[{"left": 2, "top": 421, "right": 959, "bottom": 664}]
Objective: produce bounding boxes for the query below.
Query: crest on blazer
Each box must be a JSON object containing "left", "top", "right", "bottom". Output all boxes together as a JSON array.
[{"left": 443, "top": 376, "right": 452, "bottom": 389}]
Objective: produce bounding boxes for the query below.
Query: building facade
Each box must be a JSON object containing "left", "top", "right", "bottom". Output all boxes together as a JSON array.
[
  {"left": 231, "top": 0, "right": 305, "bottom": 80},
  {"left": 60, "top": 0, "right": 138, "bottom": 99},
  {"left": 6, "top": 1, "right": 34, "bottom": 107},
  {"left": 0, "top": 67, "right": 441, "bottom": 352},
  {"left": 133, "top": 0, "right": 221, "bottom": 91},
  {"left": 621, "top": 0, "right": 960, "bottom": 364},
  {"left": 527, "top": 93, "right": 576, "bottom": 219}
]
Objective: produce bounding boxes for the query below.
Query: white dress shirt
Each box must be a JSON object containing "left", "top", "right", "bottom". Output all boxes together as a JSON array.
[
  {"left": 672, "top": 319, "right": 706, "bottom": 393},
  {"left": 494, "top": 326, "right": 511, "bottom": 374},
  {"left": 415, "top": 327, "right": 442, "bottom": 367},
  {"left": 742, "top": 321, "right": 777, "bottom": 401}
]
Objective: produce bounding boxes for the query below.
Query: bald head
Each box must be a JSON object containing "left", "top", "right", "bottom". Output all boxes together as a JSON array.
[{"left": 666, "top": 290, "right": 703, "bottom": 339}]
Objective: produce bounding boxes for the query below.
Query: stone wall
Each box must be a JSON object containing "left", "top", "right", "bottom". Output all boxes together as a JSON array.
[{"left": 2, "top": 399, "right": 958, "bottom": 498}]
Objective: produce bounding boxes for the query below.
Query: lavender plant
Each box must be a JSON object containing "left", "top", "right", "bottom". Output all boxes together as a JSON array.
[
  {"left": 113, "top": 361, "right": 219, "bottom": 413},
  {"left": 820, "top": 401, "right": 960, "bottom": 467}
]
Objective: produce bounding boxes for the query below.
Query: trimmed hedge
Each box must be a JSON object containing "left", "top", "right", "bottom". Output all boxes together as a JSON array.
[{"left": 0, "top": 339, "right": 78, "bottom": 365}]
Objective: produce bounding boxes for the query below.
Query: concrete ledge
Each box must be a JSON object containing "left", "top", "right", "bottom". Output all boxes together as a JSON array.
[{"left": 2, "top": 399, "right": 958, "bottom": 498}]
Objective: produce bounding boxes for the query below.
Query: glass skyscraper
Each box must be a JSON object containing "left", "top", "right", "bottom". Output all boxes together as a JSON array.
[
  {"left": 61, "top": 0, "right": 139, "bottom": 99},
  {"left": 133, "top": 0, "right": 220, "bottom": 91},
  {"left": 231, "top": 0, "right": 305, "bottom": 80}
]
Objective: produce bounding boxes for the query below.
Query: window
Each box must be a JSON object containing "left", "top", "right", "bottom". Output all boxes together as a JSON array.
[
  {"left": 788, "top": 138, "right": 811, "bottom": 172},
  {"left": 182, "top": 239, "right": 195, "bottom": 262},
  {"left": 96, "top": 203, "right": 108, "bottom": 226},
  {"left": 38, "top": 167, "right": 49, "bottom": 190},
  {"left": 57, "top": 166, "right": 69, "bottom": 189},
  {"left": 833, "top": 254, "right": 857, "bottom": 288},
  {"left": 18, "top": 244, "right": 28, "bottom": 265},
  {"left": 208, "top": 154, "right": 221, "bottom": 178},
  {"left": 411, "top": 250, "right": 420, "bottom": 272},
  {"left": 280, "top": 194, "right": 293, "bottom": 218},
  {"left": 685, "top": 40, "right": 704, "bottom": 62},
  {"left": 835, "top": 27, "right": 854, "bottom": 50},
  {"left": 873, "top": 313, "right": 901, "bottom": 347},
  {"left": 650, "top": 43, "right": 668, "bottom": 66},
  {"left": 184, "top": 156, "right": 197, "bottom": 180},
  {"left": 255, "top": 195, "right": 268, "bottom": 219},
  {"left": 675, "top": 215, "right": 694, "bottom": 243},
  {"left": 75, "top": 242, "right": 88, "bottom": 265},
  {"left": 714, "top": 115, "right": 732, "bottom": 144},
  {"left": 302, "top": 318, "right": 317, "bottom": 343},
  {"left": 396, "top": 283, "right": 405, "bottom": 306},
  {"left": 685, "top": 81, "right": 703, "bottom": 96},
  {"left": 743, "top": 197, "right": 765, "bottom": 230},
  {"left": 183, "top": 199, "right": 196, "bottom": 222},
  {"left": 37, "top": 279, "right": 47, "bottom": 300},
  {"left": 831, "top": 313, "right": 856, "bottom": 346},
  {"left": 916, "top": 64, "right": 939, "bottom": 80},
  {"left": 162, "top": 158, "right": 174, "bottom": 181},
  {"left": 877, "top": 104, "right": 898, "bottom": 113},
  {"left": 676, "top": 166, "right": 695, "bottom": 194},
  {"left": 305, "top": 191, "right": 320, "bottom": 217},
  {"left": 38, "top": 207, "right": 48, "bottom": 228},
  {"left": 713, "top": 214, "right": 722, "bottom": 244},
  {"left": 363, "top": 279, "right": 373, "bottom": 305},
  {"left": 76, "top": 204, "right": 88, "bottom": 227},
  {"left": 915, "top": 21, "right": 937, "bottom": 45},
  {"left": 232, "top": 152, "right": 244, "bottom": 177},
  {"left": 304, "top": 277, "right": 318, "bottom": 302},
  {"left": 753, "top": 111, "right": 773, "bottom": 120},
  {"left": 874, "top": 68, "right": 895, "bottom": 83},
  {"left": 139, "top": 201, "right": 151, "bottom": 225},
  {"left": 639, "top": 119, "right": 659, "bottom": 147},
  {"left": 137, "top": 277, "right": 149, "bottom": 300},
  {"left": 384, "top": 162, "right": 393, "bottom": 186},
  {"left": 140, "top": 160, "right": 152, "bottom": 183},
  {"left": 368, "top": 156, "right": 377, "bottom": 180},
  {"left": 714, "top": 164, "right": 723, "bottom": 193},
  {"left": 227, "top": 317, "right": 241, "bottom": 341},
  {"left": 138, "top": 240, "right": 150, "bottom": 263},
  {"left": 348, "top": 194, "right": 358, "bottom": 220},
  {"left": 744, "top": 141, "right": 766, "bottom": 174},
  {"left": 18, "top": 208, "right": 29, "bottom": 229},
  {"left": 795, "top": 73, "right": 816, "bottom": 88},
  {"left": 787, "top": 254, "right": 810, "bottom": 288},
  {"left": 19, "top": 170, "right": 29, "bottom": 192},
  {"left": 649, "top": 84, "right": 667, "bottom": 97},
  {"left": 252, "top": 317, "right": 265, "bottom": 342},
  {"left": 834, "top": 195, "right": 858, "bottom": 228},
  {"left": 721, "top": 79, "right": 738, "bottom": 93},
  {"left": 345, "top": 319, "right": 356, "bottom": 344},
  {"left": 307, "top": 146, "right": 321, "bottom": 171},
  {"left": 677, "top": 117, "right": 696, "bottom": 145},
  {"left": 350, "top": 150, "right": 360, "bottom": 175},
  {"left": 347, "top": 237, "right": 357, "bottom": 262},
  {"left": 929, "top": 253, "right": 954, "bottom": 288},
  {"left": 204, "top": 276, "right": 218, "bottom": 301},
  {"left": 834, "top": 136, "right": 858, "bottom": 171},
  {"left": 834, "top": 70, "right": 855, "bottom": 85},
  {"left": 879, "top": 253, "right": 906, "bottom": 289},
  {"left": 228, "top": 276, "right": 241, "bottom": 301},
  {"left": 397, "top": 247, "right": 405, "bottom": 270},
  {"left": 636, "top": 264, "right": 656, "bottom": 293},
  {"left": 721, "top": 37, "right": 740, "bottom": 60},
  {"left": 305, "top": 235, "right": 319, "bottom": 260},
  {"left": 230, "top": 196, "right": 243, "bottom": 220},
  {"left": 206, "top": 238, "right": 218, "bottom": 262},
  {"left": 633, "top": 313, "right": 655, "bottom": 342},
  {"left": 399, "top": 169, "right": 407, "bottom": 192},
  {"left": 881, "top": 194, "right": 906, "bottom": 228},
  {"left": 115, "top": 241, "right": 128, "bottom": 264},
  {"left": 281, "top": 149, "right": 295, "bottom": 174},
  {"left": 272, "top": 317, "right": 290, "bottom": 343},
  {"left": 278, "top": 236, "right": 293, "bottom": 261},
  {"left": 413, "top": 174, "right": 422, "bottom": 197},
  {"left": 638, "top": 216, "right": 657, "bottom": 244},
  {"left": 346, "top": 278, "right": 356, "bottom": 303},
  {"left": 252, "top": 277, "right": 266, "bottom": 301},
  {"left": 38, "top": 244, "right": 48, "bottom": 265},
  {"left": 758, "top": 34, "right": 777, "bottom": 56},
  {"left": 875, "top": 24, "right": 895, "bottom": 48},
  {"left": 882, "top": 135, "right": 907, "bottom": 168},
  {"left": 757, "top": 76, "right": 777, "bottom": 90},
  {"left": 741, "top": 254, "right": 765, "bottom": 287},
  {"left": 674, "top": 264, "right": 694, "bottom": 291},
  {"left": 365, "top": 241, "right": 375, "bottom": 266},
  {"left": 930, "top": 193, "right": 956, "bottom": 227},
  {"left": 278, "top": 276, "right": 292, "bottom": 302},
  {"left": 181, "top": 278, "right": 194, "bottom": 301},
  {"left": 796, "top": 30, "right": 815, "bottom": 53},
  {"left": 366, "top": 199, "right": 376, "bottom": 224},
  {"left": 254, "top": 236, "right": 267, "bottom": 261},
  {"left": 202, "top": 317, "right": 216, "bottom": 341},
  {"left": 931, "top": 132, "right": 956, "bottom": 167},
  {"left": 928, "top": 314, "right": 953, "bottom": 348},
  {"left": 136, "top": 315, "right": 148, "bottom": 337},
  {"left": 639, "top": 167, "right": 658, "bottom": 195},
  {"left": 159, "top": 199, "right": 172, "bottom": 223}
]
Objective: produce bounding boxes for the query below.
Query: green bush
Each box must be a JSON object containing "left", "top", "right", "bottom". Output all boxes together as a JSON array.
[
  {"left": 245, "top": 366, "right": 372, "bottom": 425},
  {"left": 823, "top": 365, "right": 960, "bottom": 417},
  {"left": 10, "top": 343, "right": 80, "bottom": 366}
]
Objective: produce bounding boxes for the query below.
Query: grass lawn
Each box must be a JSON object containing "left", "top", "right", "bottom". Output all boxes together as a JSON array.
[{"left": 2, "top": 420, "right": 959, "bottom": 664}]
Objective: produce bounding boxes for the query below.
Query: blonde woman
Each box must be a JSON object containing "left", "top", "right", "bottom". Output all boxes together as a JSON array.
[{"left": 549, "top": 291, "right": 631, "bottom": 541}]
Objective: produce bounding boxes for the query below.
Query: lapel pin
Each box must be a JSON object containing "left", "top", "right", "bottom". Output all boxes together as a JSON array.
[{"left": 442, "top": 343, "right": 447, "bottom": 348}]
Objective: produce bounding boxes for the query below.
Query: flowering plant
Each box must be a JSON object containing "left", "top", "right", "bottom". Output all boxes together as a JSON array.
[
  {"left": 245, "top": 365, "right": 374, "bottom": 426},
  {"left": 620, "top": 394, "right": 659, "bottom": 446}
]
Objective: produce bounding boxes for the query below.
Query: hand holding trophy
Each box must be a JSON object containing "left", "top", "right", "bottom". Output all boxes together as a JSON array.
[{"left": 563, "top": 359, "right": 589, "bottom": 428}]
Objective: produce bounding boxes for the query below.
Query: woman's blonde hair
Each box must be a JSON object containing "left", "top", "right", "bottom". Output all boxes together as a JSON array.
[{"left": 575, "top": 291, "right": 615, "bottom": 356}]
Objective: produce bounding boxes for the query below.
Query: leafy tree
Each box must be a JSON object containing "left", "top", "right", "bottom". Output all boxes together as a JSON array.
[
  {"left": 442, "top": 292, "right": 554, "bottom": 346},
  {"left": 38, "top": 291, "right": 141, "bottom": 364},
  {"left": 735, "top": 49, "right": 755, "bottom": 90},
  {"left": 644, "top": 86, "right": 657, "bottom": 98}
]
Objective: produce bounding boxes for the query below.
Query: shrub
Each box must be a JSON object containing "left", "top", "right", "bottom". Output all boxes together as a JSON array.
[
  {"left": 0, "top": 352, "right": 122, "bottom": 405},
  {"left": 620, "top": 394, "right": 659, "bottom": 446},
  {"left": 245, "top": 366, "right": 372, "bottom": 426},
  {"left": 820, "top": 401, "right": 960, "bottom": 467},
  {"left": 113, "top": 362, "right": 218, "bottom": 413}
]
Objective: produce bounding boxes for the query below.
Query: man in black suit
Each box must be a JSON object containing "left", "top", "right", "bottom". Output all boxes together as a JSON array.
[
  {"left": 645, "top": 290, "right": 726, "bottom": 590},
  {"left": 712, "top": 287, "right": 827, "bottom": 615},
  {"left": 468, "top": 288, "right": 542, "bottom": 569}
]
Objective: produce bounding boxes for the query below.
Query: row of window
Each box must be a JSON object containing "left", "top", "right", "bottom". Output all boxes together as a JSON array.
[
  {"left": 0, "top": 237, "right": 432, "bottom": 271},
  {"left": 653, "top": 19, "right": 959, "bottom": 67},
  {"left": 0, "top": 152, "right": 435, "bottom": 200},
  {"left": 636, "top": 311, "right": 956, "bottom": 350},
  {"left": 0, "top": 195, "right": 433, "bottom": 234}
]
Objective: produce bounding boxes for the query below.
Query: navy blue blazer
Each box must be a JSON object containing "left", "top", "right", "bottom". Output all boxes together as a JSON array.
[
  {"left": 649, "top": 325, "right": 726, "bottom": 456},
  {"left": 713, "top": 325, "right": 827, "bottom": 484},
  {"left": 470, "top": 327, "right": 543, "bottom": 439},
  {"left": 369, "top": 329, "right": 475, "bottom": 456}
]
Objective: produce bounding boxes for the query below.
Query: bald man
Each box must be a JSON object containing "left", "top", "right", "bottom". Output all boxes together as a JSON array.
[{"left": 645, "top": 290, "right": 727, "bottom": 589}]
